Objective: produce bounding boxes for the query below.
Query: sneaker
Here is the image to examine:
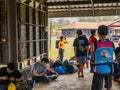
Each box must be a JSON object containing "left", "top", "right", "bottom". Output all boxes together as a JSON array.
[{"left": 51, "top": 76, "right": 58, "bottom": 81}]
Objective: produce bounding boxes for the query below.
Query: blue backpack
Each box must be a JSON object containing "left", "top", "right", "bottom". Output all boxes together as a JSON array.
[
  {"left": 94, "top": 40, "right": 114, "bottom": 74},
  {"left": 55, "top": 66, "right": 66, "bottom": 75}
]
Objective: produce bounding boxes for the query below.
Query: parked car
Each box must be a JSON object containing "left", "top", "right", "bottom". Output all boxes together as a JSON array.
[{"left": 110, "top": 35, "right": 120, "bottom": 42}]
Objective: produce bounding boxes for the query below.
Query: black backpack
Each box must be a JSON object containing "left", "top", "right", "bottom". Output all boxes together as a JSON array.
[
  {"left": 66, "top": 64, "right": 74, "bottom": 73},
  {"left": 53, "top": 60, "right": 63, "bottom": 68}
]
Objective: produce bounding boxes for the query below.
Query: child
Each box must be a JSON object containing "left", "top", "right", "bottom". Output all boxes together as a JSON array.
[{"left": 91, "top": 25, "right": 114, "bottom": 90}]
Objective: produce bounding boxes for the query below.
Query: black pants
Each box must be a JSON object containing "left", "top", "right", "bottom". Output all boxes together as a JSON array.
[
  {"left": 59, "top": 48, "right": 64, "bottom": 61},
  {"left": 90, "top": 58, "right": 95, "bottom": 72},
  {"left": 33, "top": 76, "right": 50, "bottom": 83},
  {"left": 91, "top": 74, "right": 112, "bottom": 90}
]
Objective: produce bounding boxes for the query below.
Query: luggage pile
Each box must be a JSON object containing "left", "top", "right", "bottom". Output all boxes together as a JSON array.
[{"left": 52, "top": 59, "right": 78, "bottom": 75}]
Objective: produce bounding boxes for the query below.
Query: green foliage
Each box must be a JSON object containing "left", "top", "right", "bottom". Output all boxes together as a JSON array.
[
  {"left": 48, "top": 18, "right": 70, "bottom": 28},
  {"left": 78, "top": 16, "right": 120, "bottom": 22},
  {"left": 48, "top": 18, "right": 70, "bottom": 36}
]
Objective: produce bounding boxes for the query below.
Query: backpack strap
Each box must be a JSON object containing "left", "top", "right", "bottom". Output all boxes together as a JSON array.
[{"left": 94, "top": 62, "right": 113, "bottom": 75}]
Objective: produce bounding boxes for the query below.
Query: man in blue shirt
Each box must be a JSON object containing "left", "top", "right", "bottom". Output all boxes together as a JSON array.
[{"left": 73, "top": 30, "right": 89, "bottom": 78}]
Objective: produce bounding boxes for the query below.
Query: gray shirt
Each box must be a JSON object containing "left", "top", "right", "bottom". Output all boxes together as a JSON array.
[{"left": 32, "top": 63, "right": 47, "bottom": 76}]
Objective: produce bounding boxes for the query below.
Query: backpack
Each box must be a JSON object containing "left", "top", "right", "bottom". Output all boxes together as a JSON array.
[
  {"left": 15, "top": 80, "right": 29, "bottom": 90},
  {"left": 77, "top": 38, "right": 86, "bottom": 52},
  {"left": 55, "top": 40, "right": 60, "bottom": 48},
  {"left": 53, "top": 60, "right": 63, "bottom": 68},
  {"left": 94, "top": 40, "right": 114, "bottom": 74},
  {"left": 55, "top": 66, "right": 66, "bottom": 75},
  {"left": 64, "top": 60, "right": 78, "bottom": 73},
  {"left": 66, "top": 64, "right": 74, "bottom": 73}
]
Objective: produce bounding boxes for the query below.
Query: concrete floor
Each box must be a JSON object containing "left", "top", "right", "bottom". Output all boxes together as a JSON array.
[{"left": 33, "top": 69, "right": 120, "bottom": 90}]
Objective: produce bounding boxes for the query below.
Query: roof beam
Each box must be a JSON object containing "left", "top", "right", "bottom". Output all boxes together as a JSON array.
[
  {"left": 46, "top": 0, "right": 118, "bottom": 6},
  {"left": 90, "top": 0, "right": 95, "bottom": 16},
  {"left": 67, "top": 0, "right": 71, "bottom": 17},
  {"left": 116, "top": 2, "right": 119, "bottom": 15},
  {"left": 47, "top": 1, "right": 90, "bottom": 6},
  {"left": 48, "top": 6, "right": 117, "bottom": 10},
  {"left": 48, "top": 10, "right": 120, "bottom": 18}
]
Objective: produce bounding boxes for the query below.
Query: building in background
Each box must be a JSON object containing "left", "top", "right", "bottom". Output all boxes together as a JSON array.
[{"left": 60, "top": 20, "right": 120, "bottom": 37}]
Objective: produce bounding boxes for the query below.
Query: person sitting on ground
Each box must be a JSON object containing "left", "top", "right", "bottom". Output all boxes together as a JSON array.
[
  {"left": 32, "top": 58, "right": 58, "bottom": 83},
  {"left": 0, "top": 62, "right": 24, "bottom": 90},
  {"left": 46, "top": 61, "right": 59, "bottom": 77}
]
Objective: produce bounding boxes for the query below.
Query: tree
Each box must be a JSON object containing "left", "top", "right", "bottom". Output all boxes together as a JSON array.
[
  {"left": 48, "top": 18, "right": 70, "bottom": 36},
  {"left": 78, "top": 16, "right": 120, "bottom": 22}
]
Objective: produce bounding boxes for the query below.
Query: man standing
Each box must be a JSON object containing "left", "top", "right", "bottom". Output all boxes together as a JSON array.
[
  {"left": 89, "top": 30, "right": 97, "bottom": 73},
  {"left": 73, "top": 30, "right": 89, "bottom": 78}
]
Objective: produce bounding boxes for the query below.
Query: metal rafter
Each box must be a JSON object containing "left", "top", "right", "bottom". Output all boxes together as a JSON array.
[
  {"left": 46, "top": 0, "right": 120, "bottom": 17},
  {"left": 48, "top": 9, "right": 120, "bottom": 17},
  {"left": 46, "top": 0, "right": 119, "bottom": 6},
  {"left": 116, "top": 2, "right": 119, "bottom": 15},
  {"left": 68, "top": 0, "right": 71, "bottom": 16},
  {"left": 90, "top": 0, "right": 94, "bottom": 16}
]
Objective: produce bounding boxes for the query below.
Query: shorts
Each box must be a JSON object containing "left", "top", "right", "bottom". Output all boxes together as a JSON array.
[
  {"left": 91, "top": 73, "right": 112, "bottom": 90},
  {"left": 77, "top": 56, "right": 86, "bottom": 65}
]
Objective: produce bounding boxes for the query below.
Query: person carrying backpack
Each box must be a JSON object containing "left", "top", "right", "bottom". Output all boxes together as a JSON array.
[
  {"left": 73, "top": 30, "right": 89, "bottom": 78},
  {"left": 91, "top": 25, "right": 115, "bottom": 90}
]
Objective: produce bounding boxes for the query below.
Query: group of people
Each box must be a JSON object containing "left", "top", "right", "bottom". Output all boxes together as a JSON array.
[
  {"left": 0, "top": 25, "right": 119, "bottom": 90},
  {"left": 0, "top": 58, "right": 59, "bottom": 90},
  {"left": 73, "top": 25, "right": 118, "bottom": 90},
  {"left": 56, "top": 25, "right": 119, "bottom": 90}
]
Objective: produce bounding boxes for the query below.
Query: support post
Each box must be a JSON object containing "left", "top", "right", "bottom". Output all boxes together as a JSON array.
[{"left": 7, "top": 0, "right": 18, "bottom": 67}]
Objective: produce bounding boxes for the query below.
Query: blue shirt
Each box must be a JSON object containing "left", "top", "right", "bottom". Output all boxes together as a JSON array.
[{"left": 73, "top": 36, "right": 89, "bottom": 57}]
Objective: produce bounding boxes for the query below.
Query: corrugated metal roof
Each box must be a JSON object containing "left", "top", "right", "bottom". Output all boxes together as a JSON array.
[{"left": 46, "top": 0, "right": 120, "bottom": 17}]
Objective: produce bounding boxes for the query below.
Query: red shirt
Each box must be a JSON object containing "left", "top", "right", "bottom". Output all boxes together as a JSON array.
[{"left": 89, "top": 36, "right": 97, "bottom": 45}]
